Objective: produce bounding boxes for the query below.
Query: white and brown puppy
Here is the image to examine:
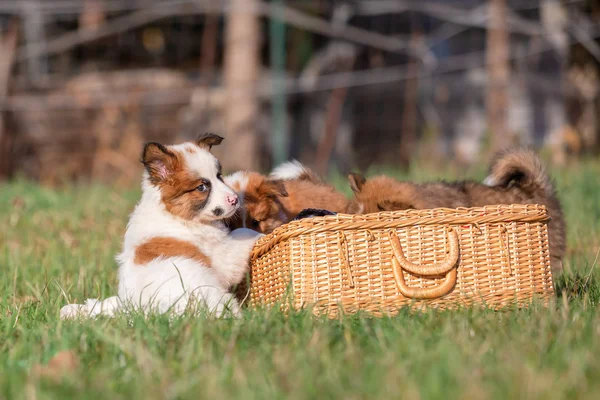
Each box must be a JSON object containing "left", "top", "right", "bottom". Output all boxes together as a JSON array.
[{"left": 60, "top": 134, "right": 262, "bottom": 318}]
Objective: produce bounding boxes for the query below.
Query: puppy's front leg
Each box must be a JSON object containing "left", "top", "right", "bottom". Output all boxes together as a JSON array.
[{"left": 211, "top": 228, "right": 263, "bottom": 287}]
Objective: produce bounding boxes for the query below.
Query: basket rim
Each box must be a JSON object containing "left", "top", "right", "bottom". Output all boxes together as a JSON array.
[{"left": 250, "top": 203, "right": 549, "bottom": 260}]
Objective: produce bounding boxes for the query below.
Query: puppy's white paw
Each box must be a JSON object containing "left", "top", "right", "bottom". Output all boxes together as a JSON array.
[
  {"left": 60, "top": 303, "right": 87, "bottom": 320},
  {"left": 60, "top": 298, "right": 113, "bottom": 319}
]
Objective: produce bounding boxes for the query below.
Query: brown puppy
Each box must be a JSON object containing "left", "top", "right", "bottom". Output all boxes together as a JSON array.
[
  {"left": 348, "top": 148, "right": 566, "bottom": 274},
  {"left": 224, "top": 171, "right": 289, "bottom": 234},
  {"left": 225, "top": 161, "right": 349, "bottom": 234},
  {"left": 346, "top": 175, "right": 469, "bottom": 213}
]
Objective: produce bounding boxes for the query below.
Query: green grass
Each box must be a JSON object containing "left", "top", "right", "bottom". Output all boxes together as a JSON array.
[{"left": 1, "top": 161, "right": 600, "bottom": 400}]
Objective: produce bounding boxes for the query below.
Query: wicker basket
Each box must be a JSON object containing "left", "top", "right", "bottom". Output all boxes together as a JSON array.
[{"left": 247, "top": 204, "right": 555, "bottom": 316}]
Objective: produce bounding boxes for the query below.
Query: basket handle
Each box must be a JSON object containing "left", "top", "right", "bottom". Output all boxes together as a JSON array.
[
  {"left": 392, "top": 258, "right": 458, "bottom": 299},
  {"left": 388, "top": 229, "right": 459, "bottom": 276},
  {"left": 389, "top": 228, "right": 459, "bottom": 300}
]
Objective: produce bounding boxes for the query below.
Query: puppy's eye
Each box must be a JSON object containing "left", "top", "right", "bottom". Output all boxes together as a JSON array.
[
  {"left": 251, "top": 219, "right": 260, "bottom": 227},
  {"left": 377, "top": 204, "right": 386, "bottom": 211},
  {"left": 197, "top": 184, "right": 207, "bottom": 192}
]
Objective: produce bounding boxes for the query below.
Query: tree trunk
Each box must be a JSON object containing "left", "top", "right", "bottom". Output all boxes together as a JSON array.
[
  {"left": 22, "top": 0, "right": 47, "bottom": 88},
  {"left": 486, "top": 0, "right": 510, "bottom": 152},
  {"left": 222, "top": 0, "right": 261, "bottom": 171},
  {"left": 0, "top": 21, "right": 18, "bottom": 180},
  {"left": 200, "top": 14, "right": 219, "bottom": 85},
  {"left": 315, "top": 86, "right": 348, "bottom": 176}
]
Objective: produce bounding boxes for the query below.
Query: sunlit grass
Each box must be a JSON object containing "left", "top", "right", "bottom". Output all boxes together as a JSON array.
[{"left": 1, "top": 159, "right": 599, "bottom": 399}]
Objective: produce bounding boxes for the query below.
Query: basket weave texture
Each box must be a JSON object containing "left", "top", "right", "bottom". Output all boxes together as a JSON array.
[{"left": 248, "top": 204, "right": 555, "bottom": 316}]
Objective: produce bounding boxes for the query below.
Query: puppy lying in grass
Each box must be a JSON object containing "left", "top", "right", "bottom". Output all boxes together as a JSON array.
[
  {"left": 60, "top": 134, "right": 262, "bottom": 319},
  {"left": 347, "top": 148, "right": 566, "bottom": 274}
]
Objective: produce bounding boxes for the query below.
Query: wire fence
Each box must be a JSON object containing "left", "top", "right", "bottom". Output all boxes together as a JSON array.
[{"left": 0, "top": 0, "right": 598, "bottom": 182}]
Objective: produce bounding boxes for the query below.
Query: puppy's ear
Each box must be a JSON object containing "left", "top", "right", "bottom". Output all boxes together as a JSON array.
[
  {"left": 141, "top": 142, "right": 179, "bottom": 183},
  {"left": 262, "top": 179, "right": 288, "bottom": 198},
  {"left": 195, "top": 133, "right": 224, "bottom": 151},
  {"left": 378, "top": 199, "right": 414, "bottom": 211},
  {"left": 348, "top": 173, "right": 366, "bottom": 193}
]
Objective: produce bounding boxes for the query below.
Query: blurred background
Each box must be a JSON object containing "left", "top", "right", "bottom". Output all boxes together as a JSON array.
[{"left": 0, "top": 0, "right": 598, "bottom": 184}]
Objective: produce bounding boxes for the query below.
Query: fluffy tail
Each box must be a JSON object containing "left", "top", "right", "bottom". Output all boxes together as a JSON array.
[
  {"left": 484, "top": 148, "right": 554, "bottom": 196},
  {"left": 269, "top": 160, "right": 321, "bottom": 183}
]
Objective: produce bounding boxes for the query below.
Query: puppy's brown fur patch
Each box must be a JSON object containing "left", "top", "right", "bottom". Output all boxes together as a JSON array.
[{"left": 134, "top": 237, "right": 211, "bottom": 266}]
